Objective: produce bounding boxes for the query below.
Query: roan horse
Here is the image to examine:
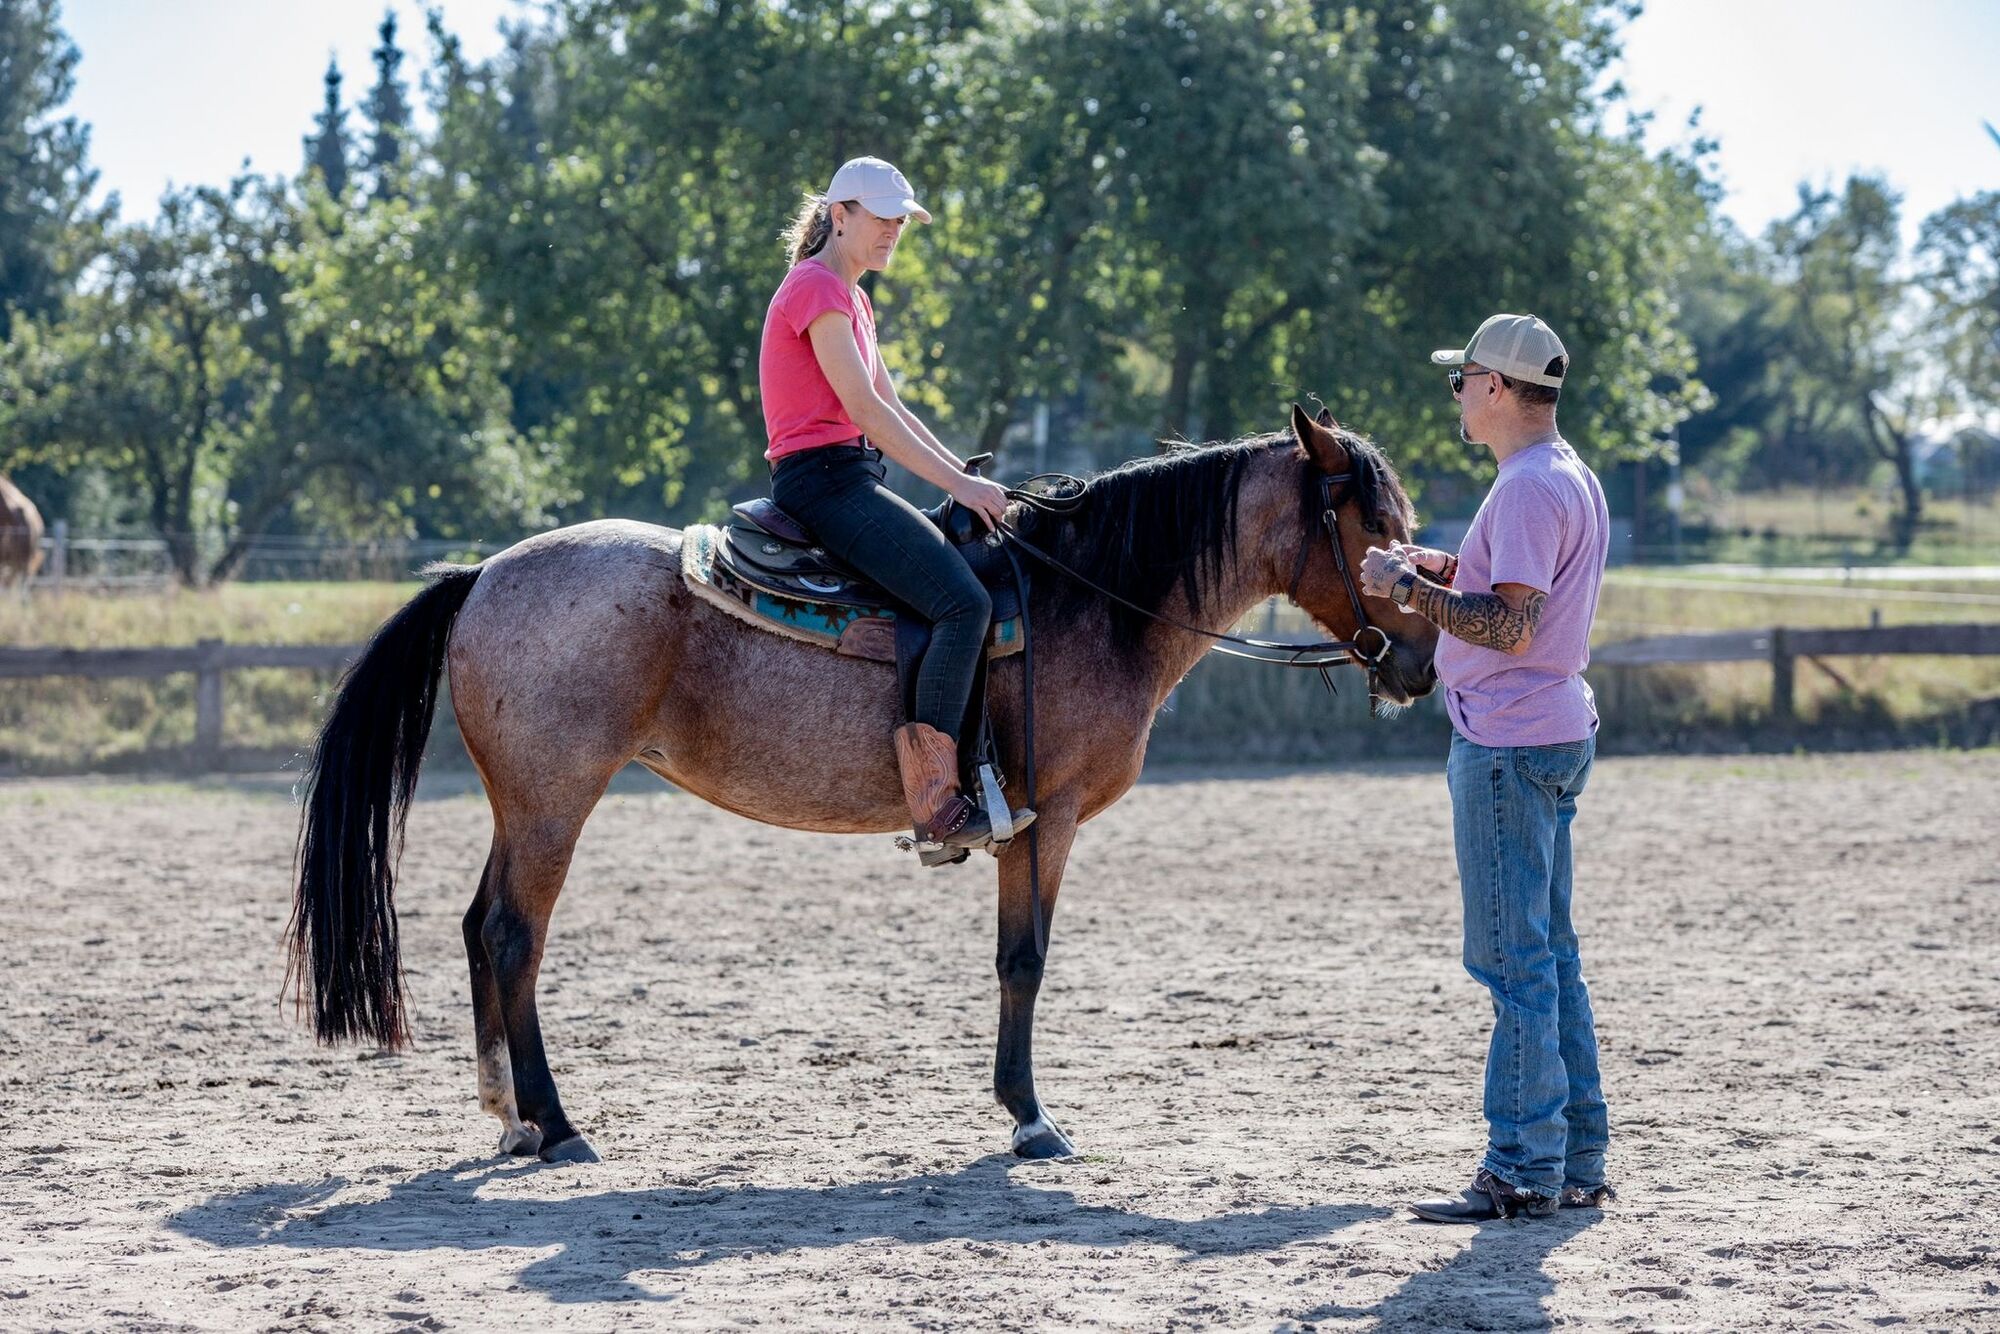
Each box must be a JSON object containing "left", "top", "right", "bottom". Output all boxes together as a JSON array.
[
  {"left": 289, "top": 406, "right": 1439, "bottom": 1164},
  {"left": 0, "top": 474, "right": 46, "bottom": 586}
]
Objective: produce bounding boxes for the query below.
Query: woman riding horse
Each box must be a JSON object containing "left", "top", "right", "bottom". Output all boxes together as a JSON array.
[
  {"left": 291, "top": 409, "right": 1438, "bottom": 1166},
  {"left": 762, "top": 156, "right": 1029, "bottom": 857}
]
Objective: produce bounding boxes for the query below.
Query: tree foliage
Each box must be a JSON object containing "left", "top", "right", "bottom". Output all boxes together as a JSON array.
[
  {"left": 303, "top": 59, "right": 354, "bottom": 199},
  {"left": 0, "top": 0, "right": 109, "bottom": 338},
  {"left": 365, "top": 9, "right": 412, "bottom": 197},
  {"left": 1918, "top": 190, "right": 2000, "bottom": 412},
  {"left": 5, "top": 0, "right": 1994, "bottom": 575}
]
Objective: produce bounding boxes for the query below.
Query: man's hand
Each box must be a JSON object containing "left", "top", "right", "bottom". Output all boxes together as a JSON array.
[
  {"left": 1391, "top": 541, "right": 1457, "bottom": 584},
  {"left": 1359, "top": 545, "right": 1418, "bottom": 608}
]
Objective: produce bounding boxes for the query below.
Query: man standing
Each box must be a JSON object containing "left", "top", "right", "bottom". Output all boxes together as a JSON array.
[{"left": 1358, "top": 313, "right": 1614, "bottom": 1222}]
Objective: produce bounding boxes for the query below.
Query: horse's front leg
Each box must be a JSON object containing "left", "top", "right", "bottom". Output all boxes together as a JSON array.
[{"left": 994, "top": 809, "right": 1078, "bottom": 1159}]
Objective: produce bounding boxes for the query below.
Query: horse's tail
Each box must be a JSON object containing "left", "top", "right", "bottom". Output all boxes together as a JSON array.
[{"left": 287, "top": 562, "right": 482, "bottom": 1048}]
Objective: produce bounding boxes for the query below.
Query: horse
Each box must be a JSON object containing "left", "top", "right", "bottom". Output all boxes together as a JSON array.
[
  {"left": 0, "top": 474, "right": 46, "bottom": 586},
  {"left": 288, "top": 405, "right": 1440, "bottom": 1164}
]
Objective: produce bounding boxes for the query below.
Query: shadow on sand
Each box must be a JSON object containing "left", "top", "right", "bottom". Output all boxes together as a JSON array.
[
  {"left": 168, "top": 1155, "right": 1392, "bottom": 1305},
  {"left": 1292, "top": 1205, "right": 1605, "bottom": 1332}
]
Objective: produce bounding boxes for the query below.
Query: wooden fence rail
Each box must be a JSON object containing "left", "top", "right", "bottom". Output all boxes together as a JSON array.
[
  {"left": 0, "top": 639, "right": 356, "bottom": 765},
  {"left": 1589, "top": 622, "right": 2000, "bottom": 722},
  {"left": 1, "top": 623, "right": 1996, "bottom": 768}
]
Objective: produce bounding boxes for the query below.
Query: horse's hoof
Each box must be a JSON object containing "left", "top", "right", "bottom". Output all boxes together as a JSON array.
[
  {"left": 538, "top": 1133, "right": 600, "bottom": 1165},
  {"left": 498, "top": 1124, "right": 543, "bottom": 1157},
  {"left": 1010, "top": 1115, "right": 1075, "bottom": 1160}
]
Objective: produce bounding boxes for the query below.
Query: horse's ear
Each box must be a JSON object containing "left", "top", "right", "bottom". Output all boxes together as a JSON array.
[
  {"left": 1314, "top": 404, "right": 1337, "bottom": 429},
  {"left": 1291, "top": 402, "right": 1350, "bottom": 473}
]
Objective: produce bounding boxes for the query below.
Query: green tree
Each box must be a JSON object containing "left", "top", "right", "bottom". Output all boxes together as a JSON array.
[
  {"left": 0, "top": 0, "right": 109, "bottom": 339},
  {"left": 1065, "top": 0, "right": 1376, "bottom": 444},
  {"left": 0, "top": 177, "right": 559, "bottom": 583},
  {"left": 255, "top": 181, "right": 569, "bottom": 554},
  {"left": 1, "top": 188, "right": 261, "bottom": 582},
  {"left": 1671, "top": 224, "right": 1786, "bottom": 484},
  {"left": 1917, "top": 190, "right": 2000, "bottom": 412},
  {"left": 1767, "top": 177, "right": 1923, "bottom": 548},
  {"left": 303, "top": 57, "right": 353, "bottom": 198},
  {"left": 1300, "top": 0, "right": 1708, "bottom": 490},
  {"left": 364, "top": 9, "right": 412, "bottom": 199}
]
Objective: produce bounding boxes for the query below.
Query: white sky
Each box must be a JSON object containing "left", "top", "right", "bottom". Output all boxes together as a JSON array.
[
  {"left": 59, "top": 0, "right": 2000, "bottom": 242},
  {"left": 61, "top": 0, "right": 526, "bottom": 216},
  {"left": 1611, "top": 0, "right": 1999, "bottom": 244}
]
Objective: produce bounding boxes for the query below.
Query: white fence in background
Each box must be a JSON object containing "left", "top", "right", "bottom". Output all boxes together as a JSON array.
[{"left": 27, "top": 522, "right": 502, "bottom": 590}]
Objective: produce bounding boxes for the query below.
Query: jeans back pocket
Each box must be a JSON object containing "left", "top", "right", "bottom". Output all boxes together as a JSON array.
[{"left": 1513, "top": 739, "right": 1591, "bottom": 790}]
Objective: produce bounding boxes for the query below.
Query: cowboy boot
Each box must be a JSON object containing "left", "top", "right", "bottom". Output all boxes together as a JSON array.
[{"left": 892, "top": 723, "right": 1035, "bottom": 853}]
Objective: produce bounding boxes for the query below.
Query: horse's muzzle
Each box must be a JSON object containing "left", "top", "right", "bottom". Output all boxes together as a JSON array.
[{"left": 1374, "top": 647, "right": 1439, "bottom": 706}]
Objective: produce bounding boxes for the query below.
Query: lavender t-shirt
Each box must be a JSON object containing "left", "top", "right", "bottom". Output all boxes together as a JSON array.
[{"left": 1434, "top": 440, "right": 1609, "bottom": 748}]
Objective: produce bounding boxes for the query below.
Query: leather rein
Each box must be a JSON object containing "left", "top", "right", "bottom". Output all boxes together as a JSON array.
[{"left": 996, "top": 467, "right": 1395, "bottom": 696}]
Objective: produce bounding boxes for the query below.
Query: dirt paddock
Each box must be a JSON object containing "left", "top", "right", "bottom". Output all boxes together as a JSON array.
[{"left": 3, "top": 750, "right": 1997, "bottom": 1331}]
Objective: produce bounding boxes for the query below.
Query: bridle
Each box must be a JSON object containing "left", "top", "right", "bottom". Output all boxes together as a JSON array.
[
  {"left": 1282, "top": 468, "right": 1395, "bottom": 684},
  {"left": 997, "top": 462, "right": 1399, "bottom": 700}
]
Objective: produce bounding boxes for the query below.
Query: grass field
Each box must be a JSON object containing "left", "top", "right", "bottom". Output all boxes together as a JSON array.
[
  {"left": 4, "top": 570, "right": 1998, "bottom": 770},
  {"left": 0, "top": 582, "right": 414, "bottom": 770},
  {"left": 1679, "top": 485, "right": 2000, "bottom": 566}
]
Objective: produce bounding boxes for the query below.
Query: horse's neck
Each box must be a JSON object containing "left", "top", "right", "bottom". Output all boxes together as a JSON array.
[{"left": 1134, "top": 463, "right": 1295, "bottom": 708}]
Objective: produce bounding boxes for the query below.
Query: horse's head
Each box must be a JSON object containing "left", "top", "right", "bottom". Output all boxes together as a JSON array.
[{"left": 1285, "top": 403, "right": 1439, "bottom": 707}]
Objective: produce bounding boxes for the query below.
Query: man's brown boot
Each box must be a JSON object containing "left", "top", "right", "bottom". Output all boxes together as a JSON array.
[{"left": 892, "top": 723, "right": 1035, "bottom": 852}]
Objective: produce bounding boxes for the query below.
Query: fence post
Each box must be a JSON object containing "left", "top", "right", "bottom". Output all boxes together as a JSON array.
[
  {"left": 194, "top": 638, "right": 225, "bottom": 768},
  {"left": 50, "top": 519, "right": 67, "bottom": 591},
  {"left": 1769, "top": 626, "right": 1794, "bottom": 725}
]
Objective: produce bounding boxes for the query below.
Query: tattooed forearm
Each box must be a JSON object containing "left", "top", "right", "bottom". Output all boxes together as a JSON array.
[{"left": 1407, "top": 581, "right": 1547, "bottom": 653}]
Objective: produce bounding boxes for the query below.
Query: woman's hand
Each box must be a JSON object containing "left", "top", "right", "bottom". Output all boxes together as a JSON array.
[{"left": 950, "top": 474, "right": 1012, "bottom": 531}]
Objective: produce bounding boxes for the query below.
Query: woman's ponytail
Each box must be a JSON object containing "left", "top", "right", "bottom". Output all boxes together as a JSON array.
[{"left": 782, "top": 193, "right": 834, "bottom": 265}]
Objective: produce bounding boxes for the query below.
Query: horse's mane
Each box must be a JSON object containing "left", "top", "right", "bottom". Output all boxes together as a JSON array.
[{"left": 1017, "top": 425, "right": 1412, "bottom": 653}]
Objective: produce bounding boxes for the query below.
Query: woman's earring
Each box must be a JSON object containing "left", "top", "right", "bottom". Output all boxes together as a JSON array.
[{"left": 836, "top": 229, "right": 843, "bottom": 236}]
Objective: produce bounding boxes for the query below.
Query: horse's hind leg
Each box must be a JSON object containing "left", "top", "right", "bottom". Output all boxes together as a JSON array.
[
  {"left": 464, "top": 849, "right": 539, "bottom": 1156},
  {"left": 483, "top": 803, "right": 605, "bottom": 1165},
  {"left": 994, "top": 808, "right": 1080, "bottom": 1159}
]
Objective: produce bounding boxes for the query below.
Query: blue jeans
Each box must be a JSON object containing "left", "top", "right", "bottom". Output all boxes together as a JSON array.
[
  {"left": 771, "top": 445, "right": 991, "bottom": 741},
  {"left": 1446, "top": 731, "right": 1607, "bottom": 1198}
]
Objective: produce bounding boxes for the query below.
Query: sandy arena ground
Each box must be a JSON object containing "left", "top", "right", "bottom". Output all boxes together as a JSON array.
[{"left": 3, "top": 750, "right": 1997, "bottom": 1331}]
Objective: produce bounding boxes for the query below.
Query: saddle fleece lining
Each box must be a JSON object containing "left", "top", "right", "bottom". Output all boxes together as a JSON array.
[
  {"left": 681, "top": 524, "right": 840, "bottom": 651},
  {"left": 681, "top": 522, "right": 1019, "bottom": 662}
]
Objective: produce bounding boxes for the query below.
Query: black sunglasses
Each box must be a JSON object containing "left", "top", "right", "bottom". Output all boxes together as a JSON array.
[{"left": 1448, "top": 368, "right": 1498, "bottom": 395}]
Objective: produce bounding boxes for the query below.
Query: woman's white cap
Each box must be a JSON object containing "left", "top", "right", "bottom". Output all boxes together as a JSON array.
[{"left": 823, "top": 156, "right": 932, "bottom": 224}]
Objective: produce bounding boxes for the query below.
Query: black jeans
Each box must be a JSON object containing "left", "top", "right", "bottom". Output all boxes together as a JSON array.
[{"left": 771, "top": 445, "right": 992, "bottom": 742}]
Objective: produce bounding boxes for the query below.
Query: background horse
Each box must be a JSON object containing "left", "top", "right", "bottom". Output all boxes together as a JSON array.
[
  {"left": 0, "top": 475, "right": 46, "bottom": 586},
  {"left": 289, "top": 406, "right": 1438, "bottom": 1164}
]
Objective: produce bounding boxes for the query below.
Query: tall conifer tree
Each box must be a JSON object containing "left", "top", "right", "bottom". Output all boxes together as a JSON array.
[
  {"left": 364, "top": 9, "right": 410, "bottom": 198},
  {"left": 302, "top": 57, "right": 351, "bottom": 197}
]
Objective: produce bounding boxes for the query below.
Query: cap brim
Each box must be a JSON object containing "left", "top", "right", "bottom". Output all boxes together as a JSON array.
[
  {"left": 859, "top": 195, "right": 932, "bottom": 224},
  {"left": 1429, "top": 347, "right": 1468, "bottom": 367}
]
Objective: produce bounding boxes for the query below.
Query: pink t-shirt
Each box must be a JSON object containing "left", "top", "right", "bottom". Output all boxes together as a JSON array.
[
  {"left": 758, "top": 260, "right": 878, "bottom": 462},
  {"left": 1434, "top": 440, "right": 1610, "bottom": 747}
]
